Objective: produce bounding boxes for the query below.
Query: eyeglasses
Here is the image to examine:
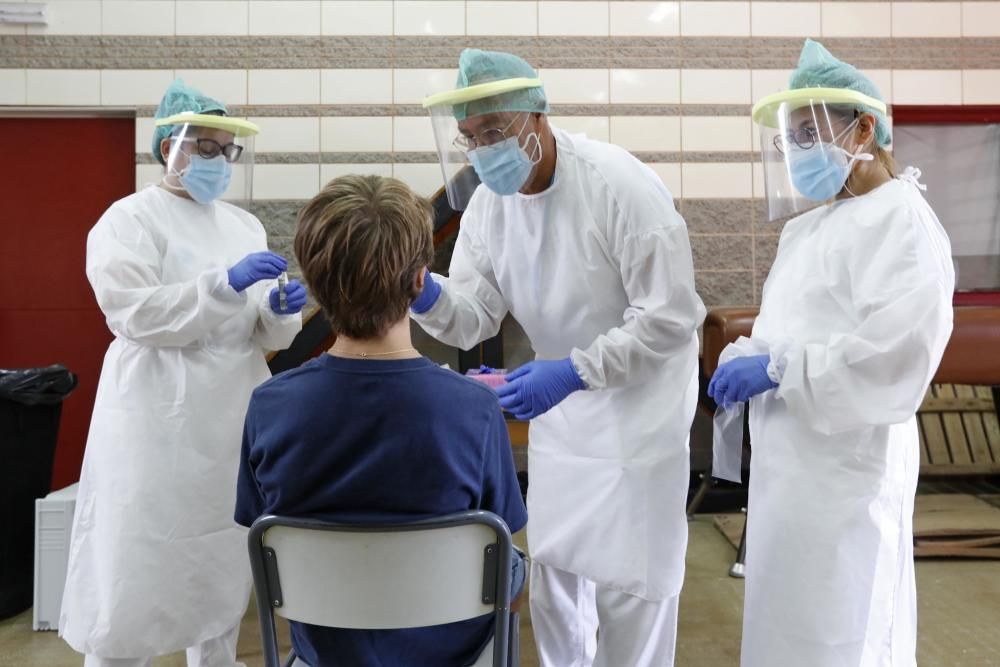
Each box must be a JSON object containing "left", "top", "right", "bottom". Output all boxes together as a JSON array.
[
  {"left": 453, "top": 113, "right": 527, "bottom": 152},
  {"left": 773, "top": 127, "right": 821, "bottom": 154},
  {"left": 774, "top": 110, "right": 860, "bottom": 154},
  {"left": 176, "top": 137, "right": 245, "bottom": 163}
]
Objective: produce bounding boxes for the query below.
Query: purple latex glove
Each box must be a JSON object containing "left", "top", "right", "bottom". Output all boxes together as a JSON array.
[{"left": 496, "top": 358, "right": 586, "bottom": 420}]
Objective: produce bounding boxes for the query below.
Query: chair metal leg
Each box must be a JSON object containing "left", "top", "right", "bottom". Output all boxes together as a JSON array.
[
  {"left": 687, "top": 471, "right": 713, "bottom": 519},
  {"left": 728, "top": 507, "right": 747, "bottom": 579},
  {"left": 508, "top": 612, "right": 520, "bottom": 666}
]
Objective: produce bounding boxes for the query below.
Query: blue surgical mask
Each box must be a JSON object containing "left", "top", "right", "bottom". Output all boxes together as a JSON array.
[
  {"left": 179, "top": 154, "right": 232, "bottom": 204},
  {"left": 788, "top": 120, "right": 872, "bottom": 202},
  {"left": 468, "top": 120, "right": 542, "bottom": 196}
]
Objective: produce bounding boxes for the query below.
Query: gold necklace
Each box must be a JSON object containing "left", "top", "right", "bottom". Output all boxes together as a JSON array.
[{"left": 331, "top": 346, "right": 417, "bottom": 359}]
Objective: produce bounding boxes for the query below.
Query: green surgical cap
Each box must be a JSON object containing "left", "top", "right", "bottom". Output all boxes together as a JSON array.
[
  {"left": 453, "top": 48, "right": 549, "bottom": 121},
  {"left": 789, "top": 39, "right": 891, "bottom": 147},
  {"left": 151, "top": 78, "right": 228, "bottom": 165}
]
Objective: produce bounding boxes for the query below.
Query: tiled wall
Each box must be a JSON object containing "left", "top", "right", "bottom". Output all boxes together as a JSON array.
[{"left": 2, "top": 0, "right": 998, "bottom": 362}]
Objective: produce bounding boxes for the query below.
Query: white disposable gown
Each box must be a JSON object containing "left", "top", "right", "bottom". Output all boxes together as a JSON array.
[
  {"left": 60, "top": 185, "right": 301, "bottom": 657},
  {"left": 412, "top": 127, "right": 705, "bottom": 599},
  {"left": 726, "top": 170, "right": 955, "bottom": 666}
]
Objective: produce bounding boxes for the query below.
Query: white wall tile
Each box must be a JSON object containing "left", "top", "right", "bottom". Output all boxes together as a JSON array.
[
  {"left": 174, "top": 69, "right": 248, "bottom": 106},
  {"left": 393, "top": 116, "right": 437, "bottom": 152},
  {"left": 102, "top": 1, "right": 175, "bottom": 35},
  {"left": 647, "top": 162, "right": 682, "bottom": 197},
  {"left": 611, "top": 69, "right": 680, "bottom": 104},
  {"left": 962, "top": 2, "right": 1000, "bottom": 37},
  {"left": 248, "top": 69, "right": 320, "bottom": 105},
  {"left": 467, "top": 1, "right": 538, "bottom": 36},
  {"left": 250, "top": 1, "right": 321, "bottom": 35},
  {"left": 321, "top": 117, "right": 393, "bottom": 152},
  {"left": 609, "top": 116, "right": 680, "bottom": 151},
  {"left": 0, "top": 69, "right": 26, "bottom": 105},
  {"left": 177, "top": 1, "right": 249, "bottom": 36},
  {"left": 393, "top": 163, "right": 445, "bottom": 197},
  {"left": 680, "top": 2, "right": 749, "bottom": 37},
  {"left": 682, "top": 163, "right": 753, "bottom": 198},
  {"left": 254, "top": 164, "right": 321, "bottom": 199},
  {"left": 28, "top": 1, "right": 101, "bottom": 35},
  {"left": 610, "top": 2, "right": 680, "bottom": 36},
  {"left": 102, "top": 69, "right": 175, "bottom": 106},
  {"left": 322, "top": 69, "right": 393, "bottom": 104},
  {"left": 751, "top": 2, "right": 820, "bottom": 37},
  {"left": 863, "top": 69, "right": 892, "bottom": 104},
  {"left": 681, "top": 70, "right": 751, "bottom": 104},
  {"left": 250, "top": 117, "right": 321, "bottom": 152},
  {"left": 135, "top": 117, "right": 156, "bottom": 154},
  {"left": 322, "top": 1, "right": 393, "bottom": 35},
  {"left": 539, "top": 1, "right": 609, "bottom": 36},
  {"left": 136, "top": 164, "right": 163, "bottom": 192},
  {"left": 751, "top": 69, "right": 791, "bottom": 100},
  {"left": 892, "top": 70, "right": 963, "bottom": 105},
  {"left": 548, "top": 116, "right": 611, "bottom": 142},
  {"left": 539, "top": 69, "right": 609, "bottom": 104},
  {"left": 963, "top": 70, "right": 1000, "bottom": 104},
  {"left": 321, "top": 163, "right": 394, "bottom": 185},
  {"left": 752, "top": 162, "right": 765, "bottom": 199},
  {"left": 821, "top": 2, "right": 891, "bottom": 38},
  {"left": 681, "top": 116, "right": 751, "bottom": 152},
  {"left": 393, "top": 69, "right": 457, "bottom": 104},
  {"left": 26, "top": 70, "right": 101, "bottom": 105},
  {"left": 892, "top": 2, "right": 961, "bottom": 38},
  {"left": 394, "top": 1, "right": 465, "bottom": 35}
]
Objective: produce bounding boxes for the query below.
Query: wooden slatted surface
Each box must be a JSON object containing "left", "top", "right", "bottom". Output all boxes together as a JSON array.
[{"left": 919, "top": 384, "right": 1000, "bottom": 476}]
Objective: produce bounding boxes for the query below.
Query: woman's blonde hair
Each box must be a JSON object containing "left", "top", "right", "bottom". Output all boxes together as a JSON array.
[{"left": 294, "top": 175, "right": 434, "bottom": 339}]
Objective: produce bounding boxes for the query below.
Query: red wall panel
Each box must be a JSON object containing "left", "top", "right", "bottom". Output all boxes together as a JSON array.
[{"left": 0, "top": 117, "right": 134, "bottom": 489}]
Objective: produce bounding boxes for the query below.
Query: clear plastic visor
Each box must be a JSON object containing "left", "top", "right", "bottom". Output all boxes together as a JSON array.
[
  {"left": 161, "top": 122, "right": 255, "bottom": 206},
  {"left": 757, "top": 100, "right": 864, "bottom": 221},
  {"left": 427, "top": 106, "right": 536, "bottom": 210}
]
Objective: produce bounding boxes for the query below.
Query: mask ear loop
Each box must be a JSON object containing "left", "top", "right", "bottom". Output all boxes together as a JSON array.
[
  {"left": 839, "top": 116, "right": 876, "bottom": 198},
  {"left": 514, "top": 113, "right": 543, "bottom": 166},
  {"left": 161, "top": 136, "right": 192, "bottom": 194}
]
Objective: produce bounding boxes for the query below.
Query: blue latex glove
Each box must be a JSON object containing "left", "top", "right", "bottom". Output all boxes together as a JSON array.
[
  {"left": 496, "top": 358, "right": 586, "bottom": 421},
  {"left": 269, "top": 279, "right": 307, "bottom": 315},
  {"left": 228, "top": 251, "right": 287, "bottom": 293},
  {"left": 410, "top": 269, "right": 442, "bottom": 314},
  {"left": 708, "top": 354, "right": 778, "bottom": 407}
]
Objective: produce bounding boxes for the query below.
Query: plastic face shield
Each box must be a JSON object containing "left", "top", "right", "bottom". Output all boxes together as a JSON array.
[
  {"left": 423, "top": 77, "right": 544, "bottom": 210},
  {"left": 752, "top": 87, "right": 887, "bottom": 221},
  {"left": 156, "top": 113, "right": 259, "bottom": 207}
]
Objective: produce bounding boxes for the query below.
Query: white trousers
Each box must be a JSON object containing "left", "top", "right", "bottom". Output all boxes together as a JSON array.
[
  {"left": 529, "top": 561, "right": 679, "bottom": 667},
  {"left": 82, "top": 623, "right": 244, "bottom": 667}
]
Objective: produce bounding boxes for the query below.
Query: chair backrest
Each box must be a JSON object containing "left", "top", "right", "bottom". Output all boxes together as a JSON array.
[{"left": 248, "top": 510, "right": 513, "bottom": 667}]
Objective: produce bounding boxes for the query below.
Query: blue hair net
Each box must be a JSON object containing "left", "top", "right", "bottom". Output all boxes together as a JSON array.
[
  {"left": 151, "top": 78, "right": 228, "bottom": 165},
  {"left": 453, "top": 49, "right": 549, "bottom": 121},
  {"left": 789, "top": 39, "right": 891, "bottom": 147}
]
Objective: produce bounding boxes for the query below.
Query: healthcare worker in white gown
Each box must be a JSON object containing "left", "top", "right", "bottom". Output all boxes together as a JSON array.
[
  {"left": 417, "top": 50, "right": 705, "bottom": 667},
  {"left": 709, "top": 41, "right": 955, "bottom": 667},
  {"left": 60, "top": 80, "right": 305, "bottom": 667}
]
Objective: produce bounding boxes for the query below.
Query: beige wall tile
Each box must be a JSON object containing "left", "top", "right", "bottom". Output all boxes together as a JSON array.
[
  {"left": 322, "top": 1, "right": 393, "bottom": 35},
  {"left": 394, "top": 1, "right": 465, "bottom": 36},
  {"left": 102, "top": 69, "right": 175, "bottom": 106},
  {"left": 962, "top": 2, "right": 1000, "bottom": 37},
  {"left": 176, "top": 1, "right": 250, "bottom": 36},
  {"left": 102, "top": 1, "right": 175, "bottom": 36},
  {"left": 611, "top": 68, "right": 680, "bottom": 104},
  {"left": 26, "top": 69, "right": 101, "bottom": 105},
  {"left": 892, "top": 2, "right": 962, "bottom": 38},
  {"left": 322, "top": 69, "right": 393, "bottom": 104},
  {"left": 821, "top": 2, "right": 890, "bottom": 38},
  {"left": 539, "top": 1, "right": 609, "bottom": 36},
  {"left": 681, "top": 2, "right": 749, "bottom": 37},
  {"left": 539, "top": 69, "right": 609, "bottom": 104},
  {"left": 250, "top": 1, "right": 321, "bottom": 36},
  {"left": 468, "top": 1, "right": 538, "bottom": 36},
  {"left": 610, "top": 116, "right": 680, "bottom": 151},
  {"left": 611, "top": 2, "right": 679, "bottom": 36},
  {"left": 681, "top": 69, "right": 751, "bottom": 104},
  {"left": 321, "top": 117, "right": 393, "bottom": 152},
  {"left": 683, "top": 163, "right": 753, "bottom": 198},
  {"left": 751, "top": 2, "right": 820, "bottom": 38},
  {"left": 249, "top": 69, "right": 321, "bottom": 105}
]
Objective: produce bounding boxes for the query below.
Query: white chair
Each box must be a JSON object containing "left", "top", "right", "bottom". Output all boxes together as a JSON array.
[{"left": 248, "top": 510, "right": 519, "bottom": 667}]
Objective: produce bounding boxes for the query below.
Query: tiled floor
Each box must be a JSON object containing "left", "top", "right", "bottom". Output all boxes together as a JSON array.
[{"left": 3, "top": 519, "right": 998, "bottom": 666}]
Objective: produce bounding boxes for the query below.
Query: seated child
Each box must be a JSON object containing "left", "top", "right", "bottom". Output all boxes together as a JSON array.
[{"left": 235, "top": 174, "right": 527, "bottom": 667}]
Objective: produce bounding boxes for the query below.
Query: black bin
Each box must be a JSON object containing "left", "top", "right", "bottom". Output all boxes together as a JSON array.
[{"left": 0, "top": 365, "right": 77, "bottom": 620}]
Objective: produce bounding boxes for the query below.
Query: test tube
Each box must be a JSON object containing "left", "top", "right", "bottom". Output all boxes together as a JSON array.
[{"left": 278, "top": 272, "right": 288, "bottom": 311}]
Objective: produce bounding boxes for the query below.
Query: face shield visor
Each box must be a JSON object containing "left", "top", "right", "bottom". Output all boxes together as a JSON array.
[
  {"left": 423, "top": 77, "right": 545, "bottom": 210},
  {"left": 752, "top": 88, "right": 887, "bottom": 221},
  {"left": 155, "top": 113, "right": 259, "bottom": 207}
]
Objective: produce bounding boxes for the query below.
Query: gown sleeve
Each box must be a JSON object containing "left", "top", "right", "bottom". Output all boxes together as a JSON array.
[
  {"left": 251, "top": 285, "right": 303, "bottom": 352},
  {"left": 410, "top": 211, "right": 509, "bottom": 350},
  {"left": 770, "top": 200, "right": 955, "bottom": 435},
  {"left": 570, "top": 164, "right": 706, "bottom": 390},
  {"left": 86, "top": 203, "right": 248, "bottom": 347}
]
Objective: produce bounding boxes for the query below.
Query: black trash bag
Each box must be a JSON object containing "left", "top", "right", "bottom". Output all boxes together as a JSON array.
[
  {"left": 0, "top": 365, "right": 78, "bottom": 406},
  {"left": 0, "top": 364, "right": 77, "bottom": 620}
]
